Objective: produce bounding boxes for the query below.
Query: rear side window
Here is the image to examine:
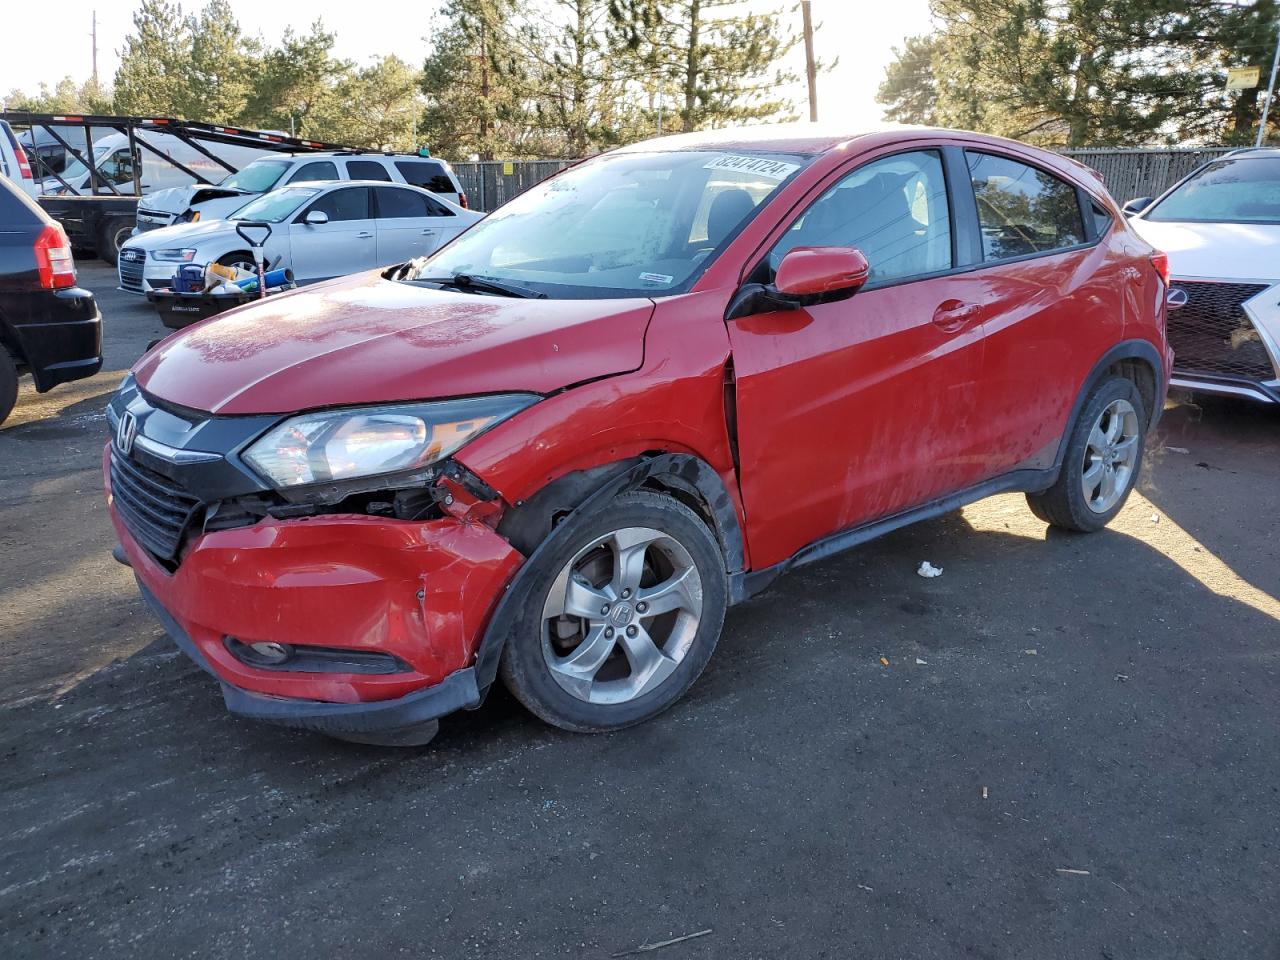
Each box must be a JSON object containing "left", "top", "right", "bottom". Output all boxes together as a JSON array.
[
  {"left": 347, "top": 160, "right": 393, "bottom": 182},
  {"left": 300, "top": 187, "right": 370, "bottom": 222},
  {"left": 374, "top": 186, "right": 430, "bottom": 219},
  {"left": 394, "top": 160, "right": 454, "bottom": 194},
  {"left": 288, "top": 160, "right": 339, "bottom": 183},
  {"left": 966, "top": 152, "right": 1085, "bottom": 261}
]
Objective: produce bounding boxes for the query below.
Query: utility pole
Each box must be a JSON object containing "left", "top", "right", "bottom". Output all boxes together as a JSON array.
[
  {"left": 801, "top": 0, "right": 818, "bottom": 122},
  {"left": 1257, "top": 21, "right": 1280, "bottom": 147},
  {"left": 91, "top": 10, "right": 99, "bottom": 87}
]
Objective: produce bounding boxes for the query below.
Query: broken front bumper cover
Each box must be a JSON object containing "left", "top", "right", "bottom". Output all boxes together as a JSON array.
[{"left": 136, "top": 578, "right": 482, "bottom": 744}]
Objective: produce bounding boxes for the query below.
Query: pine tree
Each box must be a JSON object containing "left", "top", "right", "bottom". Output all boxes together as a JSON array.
[
  {"left": 612, "top": 0, "right": 799, "bottom": 132},
  {"left": 113, "top": 0, "right": 192, "bottom": 117}
]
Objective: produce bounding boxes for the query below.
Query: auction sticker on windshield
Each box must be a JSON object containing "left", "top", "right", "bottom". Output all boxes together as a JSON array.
[{"left": 703, "top": 155, "right": 801, "bottom": 180}]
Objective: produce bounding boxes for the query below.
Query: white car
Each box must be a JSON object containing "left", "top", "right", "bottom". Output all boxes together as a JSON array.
[
  {"left": 136, "top": 153, "right": 469, "bottom": 233},
  {"left": 118, "top": 180, "right": 482, "bottom": 295},
  {"left": 1126, "top": 147, "right": 1280, "bottom": 405}
]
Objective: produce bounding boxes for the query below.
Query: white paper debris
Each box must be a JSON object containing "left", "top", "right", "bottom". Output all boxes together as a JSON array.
[{"left": 917, "top": 561, "right": 943, "bottom": 578}]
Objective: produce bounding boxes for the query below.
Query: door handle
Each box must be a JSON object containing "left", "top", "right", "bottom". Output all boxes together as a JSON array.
[
  {"left": 421, "top": 229, "right": 436, "bottom": 236},
  {"left": 931, "top": 299, "right": 983, "bottom": 332},
  {"left": 356, "top": 231, "right": 373, "bottom": 239}
]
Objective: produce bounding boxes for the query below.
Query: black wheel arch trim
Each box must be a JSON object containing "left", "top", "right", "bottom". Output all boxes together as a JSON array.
[{"left": 475, "top": 453, "right": 747, "bottom": 694}]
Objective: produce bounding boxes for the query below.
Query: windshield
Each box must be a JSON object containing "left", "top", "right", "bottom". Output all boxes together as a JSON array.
[
  {"left": 230, "top": 186, "right": 321, "bottom": 222},
  {"left": 218, "top": 159, "right": 290, "bottom": 193},
  {"left": 1146, "top": 157, "right": 1280, "bottom": 224},
  {"left": 60, "top": 143, "right": 119, "bottom": 184},
  {"left": 405, "top": 149, "right": 811, "bottom": 298}
]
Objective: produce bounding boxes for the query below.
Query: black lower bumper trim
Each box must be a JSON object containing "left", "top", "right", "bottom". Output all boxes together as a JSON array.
[{"left": 134, "top": 578, "right": 479, "bottom": 740}]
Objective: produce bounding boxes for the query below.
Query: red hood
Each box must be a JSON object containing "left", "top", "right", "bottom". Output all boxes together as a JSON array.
[{"left": 134, "top": 272, "right": 654, "bottom": 414}]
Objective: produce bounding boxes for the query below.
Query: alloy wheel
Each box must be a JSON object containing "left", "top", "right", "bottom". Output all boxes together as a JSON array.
[
  {"left": 541, "top": 526, "right": 703, "bottom": 705},
  {"left": 1081, "top": 398, "right": 1140, "bottom": 513}
]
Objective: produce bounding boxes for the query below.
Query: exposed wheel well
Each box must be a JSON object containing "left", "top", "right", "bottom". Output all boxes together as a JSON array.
[{"left": 1108, "top": 356, "right": 1158, "bottom": 425}]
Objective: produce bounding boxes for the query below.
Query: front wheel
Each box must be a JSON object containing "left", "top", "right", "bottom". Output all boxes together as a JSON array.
[
  {"left": 499, "top": 489, "right": 727, "bottom": 733},
  {"left": 1026, "top": 376, "right": 1147, "bottom": 532}
]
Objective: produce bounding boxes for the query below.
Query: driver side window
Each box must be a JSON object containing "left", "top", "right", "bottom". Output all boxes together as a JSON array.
[{"left": 764, "top": 150, "right": 952, "bottom": 286}]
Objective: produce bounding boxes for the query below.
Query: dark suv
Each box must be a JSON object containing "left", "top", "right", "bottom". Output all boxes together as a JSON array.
[{"left": 0, "top": 177, "right": 102, "bottom": 425}]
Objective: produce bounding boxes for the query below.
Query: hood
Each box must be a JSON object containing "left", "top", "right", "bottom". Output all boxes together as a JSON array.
[
  {"left": 1129, "top": 218, "right": 1280, "bottom": 281},
  {"left": 141, "top": 184, "right": 249, "bottom": 216},
  {"left": 133, "top": 271, "right": 654, "bottom": 415},
  {"left": 124, "top": 218, "right": 241, "bottom": 251}
]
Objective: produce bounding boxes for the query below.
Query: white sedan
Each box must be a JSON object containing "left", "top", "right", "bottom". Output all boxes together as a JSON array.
[{"left": 117, "top": 180, "right": 482, "bottom": 295}]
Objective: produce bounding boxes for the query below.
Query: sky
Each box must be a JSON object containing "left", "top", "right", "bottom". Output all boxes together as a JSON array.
[{"left": 0, "top": 0, "right": 935, "bottom": 130}]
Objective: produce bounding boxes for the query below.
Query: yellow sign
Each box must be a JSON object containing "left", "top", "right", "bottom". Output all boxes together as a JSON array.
[
  {"left": 1226, "top": 66, "right": 1261, "bottom": 91},
  {"left": 502, "top": 161, "right": 515, "bottom": 175}
]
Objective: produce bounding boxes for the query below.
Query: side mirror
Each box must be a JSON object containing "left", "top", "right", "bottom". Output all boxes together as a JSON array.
[
  {"left": 1122, "top": 197, "right": 1154, "bottom": 217},
  {"left": 774, "top": 246, "right": 871, "bottom": 297},
  {"left": 304, "top": 209, "right": 330, "bottom": 226}
]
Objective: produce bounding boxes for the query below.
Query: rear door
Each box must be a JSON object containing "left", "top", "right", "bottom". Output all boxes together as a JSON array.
[
  {"left": 957, "top": 149, "right": 1125, "bottom": 475},
  {"left": 726, "top": 147, "right": 992, "bottom": 568},
  {"left": 372, "top": 186, "right": 447, "bottom": 264},
  {"left": 287, "top": 186, "right": 377, "bottom": 281}
]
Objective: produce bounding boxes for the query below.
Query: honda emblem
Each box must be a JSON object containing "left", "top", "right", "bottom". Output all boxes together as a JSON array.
[{"left": 116, "top": 411, "right": 138, "bottom": 455}]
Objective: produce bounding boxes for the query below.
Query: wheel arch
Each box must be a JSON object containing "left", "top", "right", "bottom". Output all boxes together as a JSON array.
[
  {"left": 1054, "top": 339, "right": 1165, "bottom": 476},
  {"left": 476, "top": 452, "right": 747, "bottom": 695}
]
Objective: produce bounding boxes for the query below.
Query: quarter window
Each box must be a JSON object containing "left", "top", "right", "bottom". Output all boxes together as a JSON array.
[
  {"left": 966, "top": 152, "right": 1085, "bottom": 260},
  {"left": 287, "top": 160, "right": 340, "bottom": 183},
  {"left": 394, "top": 160, "right": 455, "bottom": 194},
  {"left": 766, "top": 150, "right": 952, "bottom": 285}
]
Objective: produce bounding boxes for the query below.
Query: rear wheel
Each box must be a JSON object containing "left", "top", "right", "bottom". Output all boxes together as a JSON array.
[
  {"left": 499, "top": 489, "right": 727, "bottom": 733},
  {"left": 97, "top": 216, "right": 133, "bottom": 267},
  {"left": 1026, "top": 376, "right": 1146, "bottom": 532},
  {"left": 0, "top": 349, "right": 17, "bottom": 427}
]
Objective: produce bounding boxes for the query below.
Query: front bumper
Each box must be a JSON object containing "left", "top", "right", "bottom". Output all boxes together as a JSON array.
[
  {"left": 105, "top": 447, "right": 523, "bottom": 738},
  {"left": 117, "top": 255, "right": 176, "bottom": 296}
]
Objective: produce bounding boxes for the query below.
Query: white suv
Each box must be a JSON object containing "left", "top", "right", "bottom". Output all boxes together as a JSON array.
[{"left": 135, "top": 153, "right": 469, "bottom": 234}]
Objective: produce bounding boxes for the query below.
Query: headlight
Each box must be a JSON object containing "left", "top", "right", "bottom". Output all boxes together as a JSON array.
[
  {"left": 243, "top": 395, "right": 539, "bottom": 489},
  {"left": 153, "top": 248, "right": 197, "bottom": 262}
]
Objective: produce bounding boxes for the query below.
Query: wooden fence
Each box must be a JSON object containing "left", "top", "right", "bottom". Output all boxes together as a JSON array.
[
  {"left": 453, "top": 148, "right": 1236, "bottom": 212},
  {"left": 1058, "top": 147, "right": 1234, "bottom": 202}
]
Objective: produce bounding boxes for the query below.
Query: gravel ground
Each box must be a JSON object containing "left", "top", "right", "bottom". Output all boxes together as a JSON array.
[{"left": 1, "top": 263, "right": 1278, "bottom": 959}]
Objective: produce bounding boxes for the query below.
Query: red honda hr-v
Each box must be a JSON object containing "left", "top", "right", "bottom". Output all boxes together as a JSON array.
[{"left": 105, "top": 125, "right": 1172, "bottom": 745}]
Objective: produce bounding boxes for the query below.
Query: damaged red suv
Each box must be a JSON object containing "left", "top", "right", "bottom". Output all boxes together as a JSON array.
[{"left": 105, "top": 125, "right": 1171, "bottom": 745}]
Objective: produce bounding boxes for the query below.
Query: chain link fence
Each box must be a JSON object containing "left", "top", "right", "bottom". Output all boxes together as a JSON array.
[{"left": 452, "top": 148, "right": 1239, "bottom": 212}]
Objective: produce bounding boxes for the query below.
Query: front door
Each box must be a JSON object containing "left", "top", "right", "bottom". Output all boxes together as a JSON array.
[
  {"left": 726, "top": 149, "right": 991, "bottom": 569},
  {"left": 287, "top": 186, "right": 377, "bottom": 282}
]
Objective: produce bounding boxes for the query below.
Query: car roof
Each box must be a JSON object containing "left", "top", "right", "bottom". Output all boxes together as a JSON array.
[
  {"left": 267, "top": 152, "right": 449, "bottom": 163},
  {"left": 1218, "top": 148, "right": 1280, "bottom": 160},
  {"left": 609, "top": 121, "right": 1077, "bottom": 159}
]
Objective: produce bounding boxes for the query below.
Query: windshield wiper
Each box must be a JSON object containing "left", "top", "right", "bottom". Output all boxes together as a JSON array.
[{"left": 414, "top": 273, "right": 547, "bottom": 299}]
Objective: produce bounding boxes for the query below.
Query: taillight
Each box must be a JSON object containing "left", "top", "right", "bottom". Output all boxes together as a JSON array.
[
  {"left": 458, "top": 191, "right": 469, "bottom": 210},
  {"left": 34, "top": 224, "right": 76, "bottom": 289},
  {"left": 1150, "top": 250, "right": 1170, "bottom": 285},
  {"left": 14, "top": 142, "right": 33, "bottom": 180}
]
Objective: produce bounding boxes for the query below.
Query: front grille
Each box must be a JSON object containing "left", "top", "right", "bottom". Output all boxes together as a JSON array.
[
  {"left": 118, "top": 248, "right": 146, "bottom": 292},
  {"left": 135, "top": 210, "right": 170, "bottom": 232},
  {"left": 109, "top": 447, "right": 201, "bottom": 564},
  {"left": 1168, "top": 280, "right": 1276, "bottom": 381}
]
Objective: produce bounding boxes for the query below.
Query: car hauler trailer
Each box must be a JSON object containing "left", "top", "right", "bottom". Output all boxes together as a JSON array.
[{"left": 0, "top": 113, "right": 352, "bottom": 266}]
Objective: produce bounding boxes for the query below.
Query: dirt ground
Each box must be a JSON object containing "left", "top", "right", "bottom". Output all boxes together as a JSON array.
[{"left": 1, "top": 263, "right": 1278, "bottom": 958}]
